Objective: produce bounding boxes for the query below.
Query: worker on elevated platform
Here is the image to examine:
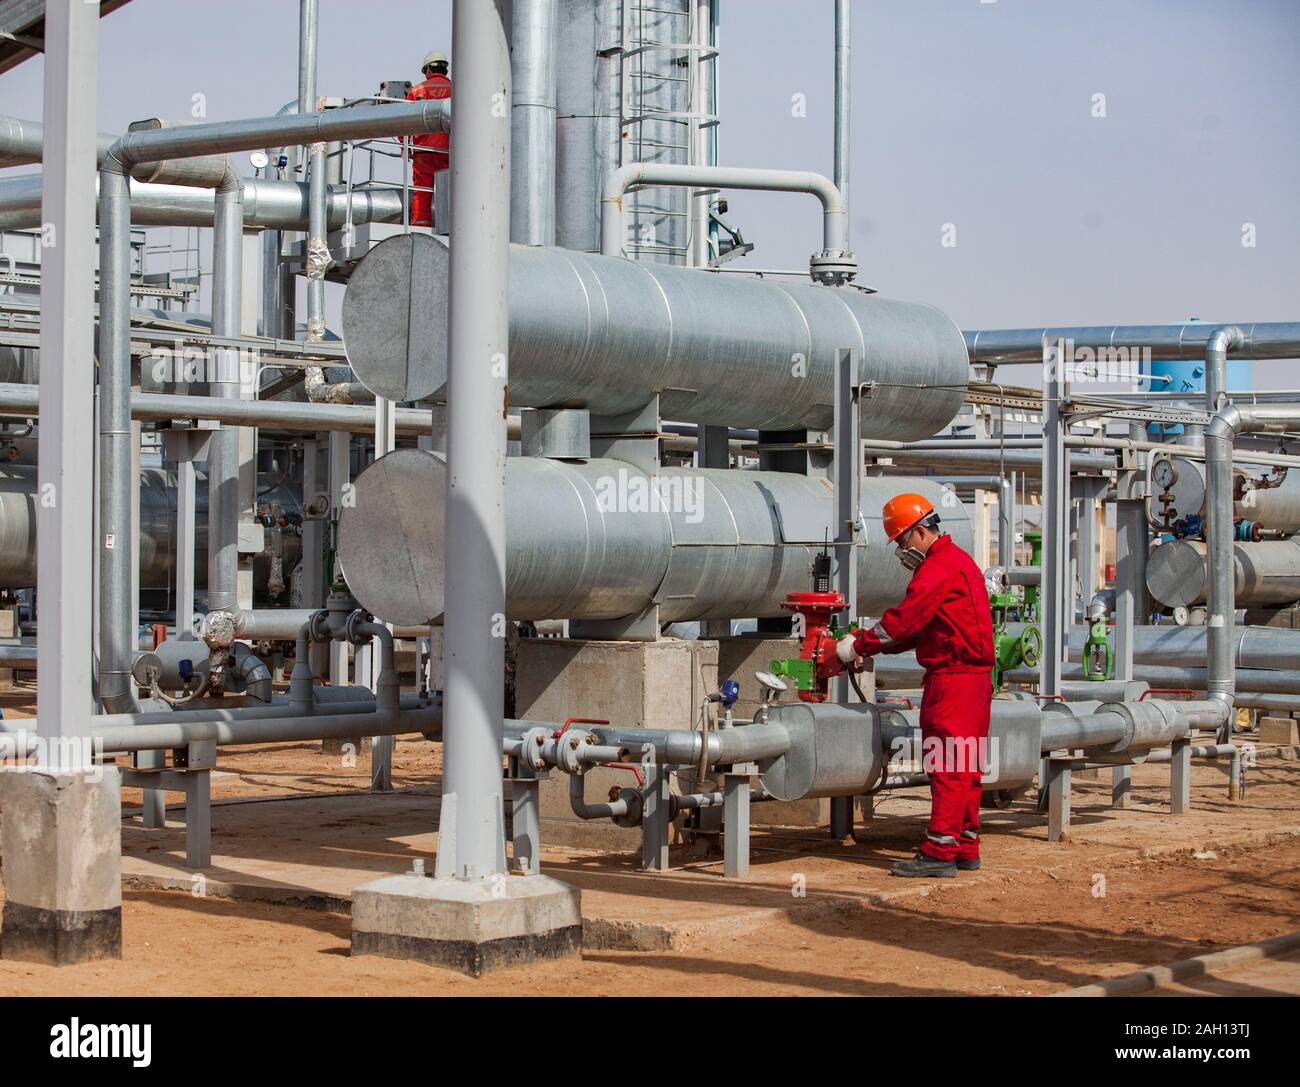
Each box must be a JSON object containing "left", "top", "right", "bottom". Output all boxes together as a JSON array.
[
  {"left": 838, "top": 493, "right": 995, "bottom": 878},
  {"left": 405, "top": 49, "right": 451, "bottom": 226}
]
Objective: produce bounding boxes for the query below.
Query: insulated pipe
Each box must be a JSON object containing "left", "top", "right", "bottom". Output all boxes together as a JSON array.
[
  {"left": 298, "top": 0, "right": 319, "bottom": 121},
  {"left": 97, "top": 167, "right": 136, "bottom": 713},
  {"left": 1001, "top": 622, "right": 1300, "bottom": 671},
  {"left": 0, "top": 173, "right": 406, "bottom": 231},
  {"left": 436, "top": 0, "right": 512, "bottom": 884},
  {"left": 206, "top": 175, "right": 245, "bottom": 618},
  {"left": 102, "top": 102, "right": 450, "bottom": 172},
  {"left": 0, "top": 383, "right": 432, "bottom": 436},
  {"left": 964, "top": 323, "right": 1300, "bottom": 366},
  {"left": 510, "top": 0, "right": 558, "bottom": 246},
  {"left": 0, "top": 114, "right": 116, "bottom": 169},
  {"left": 601, "top": 162, "right": 849, "bottom": 263},
  {"left": 833, "top": 0, "right": 850, "bottom": 233}
]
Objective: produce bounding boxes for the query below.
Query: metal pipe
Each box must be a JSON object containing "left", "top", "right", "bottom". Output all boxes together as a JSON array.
[
  {"left": 0, "top": 173, "right": 407, "bottom": 231},
  {"left": 206, "top": 175, "right": 245, "bottom": 618},
  {"left": 102, "top": 102, "right": 450, "bottom": 173},
  {"left": 0, "top": 383, "right": 435, "bottom": 437},
  {"left": 833, "top": 0, "right": 850, "bottom": 236},
  {"left": 569, "top": 772, "right": 629, "bottom": 820},
  {"left": 965, "top": 323, "right": 1300, "bottom": 366},
  {"left": 298, "top": 0, "right": 319, "bottom": 119},
  {"left": 435, "top": 0, "right": 512, "bottom": 883},
  {"left": 1140, "top": 743, "right": 1241, "bottom": 800},
  {"left": 96, "top": 166, "right": 136, "bottom": 713},
  {"left": 688, "top": 0, "right": 714, "bottom": 267},
  {"left": 601, "top": 162, "right": 849, "bottom": 264},
  {"left": 505, "top": 718, "right": 793, "bottom": 769},
  {"left": 0, "top": 114, "right": 116, "bottom": 169},
  {"left": 510, "top": 0, "right": 557, "bottom": 246}
]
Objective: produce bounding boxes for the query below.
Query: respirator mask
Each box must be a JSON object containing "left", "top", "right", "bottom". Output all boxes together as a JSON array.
[
  {"left": 896, "top": 544, "right": 925, "bottom": 572},
  {"left": 894, "top": 516, "right": 937, "bottom": 571}
]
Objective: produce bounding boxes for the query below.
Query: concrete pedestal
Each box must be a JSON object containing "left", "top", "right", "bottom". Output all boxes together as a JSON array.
[
  {"left": 351, "top": 872, "right": 581, "bottom": 977},
  {"left": 1259, "top": 716, "right": 1300, "bottom": 746},
  {"left": 514, "top": 637, "right": 717, "bottom": 850},
  {"left": 0, "top": 766, "right": 123, "bottom": 965},
  {"left": 513, "top": 635, "right": 833, "bottom": 848}
]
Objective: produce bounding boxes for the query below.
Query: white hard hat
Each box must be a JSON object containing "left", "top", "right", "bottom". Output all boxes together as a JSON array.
[{"left": 422, "top": 50, "right": 448, "bottom": 70}]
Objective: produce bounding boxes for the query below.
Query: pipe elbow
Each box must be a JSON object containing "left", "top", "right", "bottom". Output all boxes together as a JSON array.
[
  {"left": 1206, "top": 403, "right": 1243, "bottom": 445},
  {"left": 101, "top": 144, "right": 132, "bottom": 177},
  {"left": 217, "top": 161, "right": 245, "bottom": 196},
  {"left": 1208, "top": 325, "right": 1245, "bottom": 355}
]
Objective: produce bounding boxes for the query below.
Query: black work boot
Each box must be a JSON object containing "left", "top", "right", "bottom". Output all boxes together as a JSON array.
[
  {"left": 955, "top": 857, "right": 981, "bottom": 871},
  {"left": 891, "top": 851, "right": 957, "bottom": 878}
]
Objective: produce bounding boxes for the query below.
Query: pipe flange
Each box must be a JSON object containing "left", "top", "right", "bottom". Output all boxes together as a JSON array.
[
  {"left": 520, "top": 727, "right": 550, "bottom": 773},
  {"left": 344, "top": 608, "right": 376, "bottom": 645},
  {"left": 307, "top": 608, "right": 331, "bottom": 643},
  {"left": 557, "top": 729, "right": 594, "bottom": 775},
  {"left": 611, "top": 787, "right": 643, "bottom": 829},
  {"left": 809, "top": 248, "right": 858, "bottom": 287}
]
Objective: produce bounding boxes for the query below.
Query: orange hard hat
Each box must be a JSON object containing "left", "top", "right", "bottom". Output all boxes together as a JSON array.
[{"left": 881, "top": 493, "right": 935, "bottom": 543}]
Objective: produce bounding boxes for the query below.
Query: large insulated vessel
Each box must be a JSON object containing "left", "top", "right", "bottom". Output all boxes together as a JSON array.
[
  {"left": 340, "top": 235, "right": 969, "bottom": 438},
  {"left": 336, "top": 449, "right": 973, "bottom": 627},
  {"left": 0, "top": 464, "right": 300, "bottom": 592},
  {"left": 1146, "top": 537, "right": 1300, "bottom": 609}
]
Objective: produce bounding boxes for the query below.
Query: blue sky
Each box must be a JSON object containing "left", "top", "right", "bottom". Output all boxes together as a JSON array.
[{"left": 2, "top": 0, "right": 1297, "bottom": 381}]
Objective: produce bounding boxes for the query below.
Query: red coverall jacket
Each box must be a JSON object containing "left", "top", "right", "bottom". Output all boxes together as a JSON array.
[
  {"left": 853, "top": 534, "right": 996, "bottom": 862},
  {"left": 406, "top": 74, "right": 451, "bottom": 225}
]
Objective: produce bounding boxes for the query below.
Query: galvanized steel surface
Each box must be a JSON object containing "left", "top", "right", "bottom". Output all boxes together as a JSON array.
[
  {"left": 1146, "top": 537, "right": 1300, "bottom": 608},
  {"left": 342, "top": 238, "right": 968, "bottom": 435},
  {"left": 337, "top": 448, "right": 972, "bottom": 627}
]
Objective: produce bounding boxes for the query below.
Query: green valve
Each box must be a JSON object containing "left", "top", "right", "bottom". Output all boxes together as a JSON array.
[
  {"left": 769, "top": 658, "right": 814, "bottom": 692},
  {"left": 1083, "top": 617, "right": 1114, "bottom": 681}
]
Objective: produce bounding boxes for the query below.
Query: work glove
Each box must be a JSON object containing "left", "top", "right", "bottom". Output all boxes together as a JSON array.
[{"left": 836, "top": 634, "right": 859, "bottom": 663}]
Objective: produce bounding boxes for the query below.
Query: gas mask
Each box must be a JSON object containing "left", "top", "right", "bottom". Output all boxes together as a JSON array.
[{"left": 896, "top": 544, "right": 925, "bottom": 572}]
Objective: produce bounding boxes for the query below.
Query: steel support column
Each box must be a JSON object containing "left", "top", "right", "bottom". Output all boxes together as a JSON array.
[
  {"left": 434, "top": 0, "right": 512, "bottom": 882},
  {"left": 37, "top": 0, "right": 100, "bottom": 755}
]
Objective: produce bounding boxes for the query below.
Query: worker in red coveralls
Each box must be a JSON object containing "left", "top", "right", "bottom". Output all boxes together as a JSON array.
[
  {"left": 405, "top": 50, "right": 451, "bottom": 226},
  {"left": 837, "top": 493, "right": 995, "bottom": 878}
]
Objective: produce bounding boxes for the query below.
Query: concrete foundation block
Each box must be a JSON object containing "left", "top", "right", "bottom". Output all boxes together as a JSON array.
[
  {"left": 515, "top": 637, "right": 717, "bottom": 850},
  {"left": 351, "top": 872, "right": 581, "bottom": 977},
  {"left": 0, "top": 766, "right": 123, "bottom": 965},
  {"left": 1259, "top": 716, "right": 1300, "bottom": 746},
  {"left": 321, "top": 736, "right": 372, "bottom": 758}
]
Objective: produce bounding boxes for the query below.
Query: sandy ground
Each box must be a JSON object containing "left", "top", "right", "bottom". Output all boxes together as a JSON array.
[
  {"left": 2, "top": 681, "right": 1298, "bottom": 996},
  {"left": 0, "top": 836, "right": 1296, "bottom": 996}
]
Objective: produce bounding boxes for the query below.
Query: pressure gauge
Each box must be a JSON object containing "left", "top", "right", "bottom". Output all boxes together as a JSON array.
[
  {"left": 1152, "top": 457, "right": 1177, "bottom": 490},
  {"left": 755, "top": 671, "right": 788, "bottom": 694},
  {"left": 249, "top": 150, "right": 270, "bottom": 171}
]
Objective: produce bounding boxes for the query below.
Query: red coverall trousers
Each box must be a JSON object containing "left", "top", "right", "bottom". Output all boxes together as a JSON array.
[
  {"left": 406, "top": 74, "right": 451, "bottom": 226},
  {"left": 853, "top": 534, "right": 995, "bottom": 863}
]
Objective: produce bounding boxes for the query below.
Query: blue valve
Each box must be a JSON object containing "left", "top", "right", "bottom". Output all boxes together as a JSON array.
[
  {"left": 720, "top": 678, "right": 740, "bottom": 709},
  {"left": 178, "top": 658, "right": 194, "bottom": 682}
]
